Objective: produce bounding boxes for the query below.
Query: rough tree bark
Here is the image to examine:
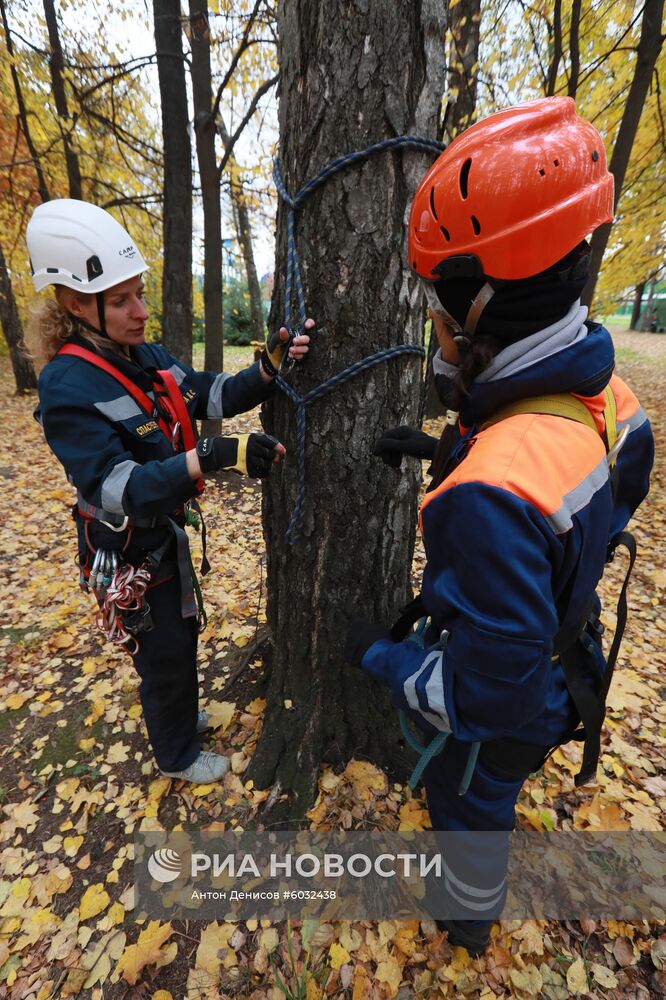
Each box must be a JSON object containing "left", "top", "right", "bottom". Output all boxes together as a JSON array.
[
  {"left": 630, "top": 281, "right": 645, "bottom": 330},
  {"left": 247, "top": 0, "right": 448, "bottom": 820},
  {"left": 43, "top": 0, "right": 82, "bottom": 199},
  {"left": 0, "top": 243, "right": 37, "bottom": 393},
  {"left": 189, "top": 0, "right": 223, "bottom": 380},
  {"left": 153, "top": 0, "right": 193, "bottom": 363},
  {"left": 583, "top": 0, "right": 665, "bottom": 310}
]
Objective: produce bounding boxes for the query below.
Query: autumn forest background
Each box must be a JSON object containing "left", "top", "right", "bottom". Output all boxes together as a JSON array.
[{"left": 0, "top": 0, "right": 665, "bottom": 997}]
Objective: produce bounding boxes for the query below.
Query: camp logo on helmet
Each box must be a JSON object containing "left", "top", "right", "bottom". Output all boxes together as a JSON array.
[{"left": 119, "top": 246, "right": 137, "bottom": 259}]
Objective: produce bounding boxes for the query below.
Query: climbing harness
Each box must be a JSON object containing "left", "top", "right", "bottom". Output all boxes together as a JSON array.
[
  {"left": 272, "top": 135, "right": 445, "bottom": 543},
  {"left": 390, "top": 388, "right": 637, "bottom": 793},
  {"left": 60, "top": 343, "right": 209, "bottom": 638}
]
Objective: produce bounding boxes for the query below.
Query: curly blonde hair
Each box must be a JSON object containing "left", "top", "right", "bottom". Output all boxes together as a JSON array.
[{"left": 28, "top": 288, "right": 110, "bottom": 362}]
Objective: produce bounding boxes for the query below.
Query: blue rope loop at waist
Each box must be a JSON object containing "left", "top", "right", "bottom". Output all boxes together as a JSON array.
[
  {"left": 400, "top": 711, "right": 481, "bottom": 797},
  {"left": 272, "top": 134, "right": 444, "bottom": 543}
]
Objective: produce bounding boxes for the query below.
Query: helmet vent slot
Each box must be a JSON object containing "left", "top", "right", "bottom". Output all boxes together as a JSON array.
[
  {"left": 440, "top": 226, "right": 451, "bottom": 242},
  {"left": 459, "top": 158, "right": 472, "bottom": 199},
  {"left": 471, "top": 215, "right": 481, "bottom": 236},
  {"left": 429, "top": 187, "right": 438, "bottom": 220},
  {"left": 86, "top": 255, "right": 104, "bottom": 280}
]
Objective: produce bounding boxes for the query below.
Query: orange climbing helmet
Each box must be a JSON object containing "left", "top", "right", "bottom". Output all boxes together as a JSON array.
[{"left": 408, "top": 96, "right": 614, "bottom": 283}]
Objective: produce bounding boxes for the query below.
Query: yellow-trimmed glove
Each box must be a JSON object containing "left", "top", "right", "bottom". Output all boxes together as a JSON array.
[
  {"left": 196, "top": 434, "right": 280, "bottom": 478},
  {"left": 260, "top": 328, "right": 295, "bottom": 377}
]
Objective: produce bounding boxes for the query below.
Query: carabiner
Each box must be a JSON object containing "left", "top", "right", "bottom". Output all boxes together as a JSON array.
[{"left": 171, "top": 420, "right": 181, "bottom": 451}]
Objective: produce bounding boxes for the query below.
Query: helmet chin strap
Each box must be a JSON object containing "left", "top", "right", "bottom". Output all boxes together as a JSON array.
[
  {"left": 67, "top": 291, "right": 111, "bottom": 341},
  {"left": 453, "top": 281, "right": 496, "bottom": 349}
]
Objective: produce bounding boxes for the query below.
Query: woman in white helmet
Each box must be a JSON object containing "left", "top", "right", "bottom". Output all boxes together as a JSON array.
[{"left": 29, "top": 199, "right": 311, "bottom": 785}]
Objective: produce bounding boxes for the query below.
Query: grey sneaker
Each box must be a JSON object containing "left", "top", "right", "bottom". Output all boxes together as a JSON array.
[
  {"left": 196, "top": 709, "right": 210, "bottom": 733},
  {"left": 161, "top": 750, "right": 230, "bottom": 783}
]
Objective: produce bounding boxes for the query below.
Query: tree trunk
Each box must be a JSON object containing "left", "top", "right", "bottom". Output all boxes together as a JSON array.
[
  {"left": 567, "top": 0, "right": 582, "bottom": 99},
  {"left": 153, "top": 0, "right": 193, "bottom": 363},
  {"left": 231, "top": 180, "right": 265, "bottom": 344},
  {"left": 0, "top": 243, "right": 38, "bottom": 393},
  {"left": 443, "top": 0, "right": 481, "bottom": 141},
  {"left": 545, "top": 0, "right": 562, "bottom": 96},
  {"left": 630, "top": 281, "right": 645, "bottom": 330},
  {"left": 640, "top": 279, "right": 656, "bottom": 331},
  {"left": 43, "top": 0, "right": 82, "bottom": 199},
  {"left": 248, "top": 0, "right": 448, "bottom": 821},
  {"left": 583, "top": 0, "right": 665, "bottom": 310},
  {"left": 189, "top": 0, "right": 223, "bottom": 379},
  {"left": 0, "top": 0, "right": 51, "bottom": 203}
]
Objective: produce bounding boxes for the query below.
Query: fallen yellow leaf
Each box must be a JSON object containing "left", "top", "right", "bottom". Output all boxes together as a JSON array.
[{"left": 79, "top": 883, "right": 111, "bottom": 921}]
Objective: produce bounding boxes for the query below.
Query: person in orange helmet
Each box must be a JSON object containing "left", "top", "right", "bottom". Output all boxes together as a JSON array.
[{"left": 346, "top": 98, "right": 654, "bottom": 954}]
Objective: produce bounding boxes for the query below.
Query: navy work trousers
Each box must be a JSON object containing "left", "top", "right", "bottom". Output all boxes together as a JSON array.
[
  {"left": 423, "top": 736, "right": 551, "bottom": 925},
  {"left": 130, "top": 574, "right": 201, "bottom": 772}
]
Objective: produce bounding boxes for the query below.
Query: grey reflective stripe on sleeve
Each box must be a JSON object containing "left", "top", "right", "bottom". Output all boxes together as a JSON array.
[
  {"left": 617, "top": 405, "right": 647, "bottom": 433},
  {"left": 100, "top": 460, "right": 140, "bottom": 514},
  {"left": 545, "top": 455, "right": 609, "bottom": 534},
  {"left": 403, "top": 650, "right": 451, "bottom": 732},
  {"left": 206, "top": 372, "right": 233, "bottom": 419},
  {"left": 94, "top": 396, "right": 143, "bottom": 421},
  {"left": 165, "top": 364, "right": 186, "bottom": 386}
]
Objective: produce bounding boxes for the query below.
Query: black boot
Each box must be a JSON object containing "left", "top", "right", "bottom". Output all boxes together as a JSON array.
[{"left": 436, "top": 919, "right": 491, "bottom": 956}]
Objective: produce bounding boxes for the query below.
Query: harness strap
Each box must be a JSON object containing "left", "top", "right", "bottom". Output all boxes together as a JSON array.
[
  {"left": 156, "top": 368, "right": 203, "bottom": 494},
  {"left": 58, "top": 344, "right": 173, "bottom": 442},
  {"left": 481, "top": 392, "right": 599, "bottom": 433},
  {"left": 77, "top": 494, "right": 157, "bottom": 529},
  {"left": 602, "top": 383, "right": 618, "bottom": 453},
  {"left": 601, "top": 531, "right": 637, "bottom": 700}
]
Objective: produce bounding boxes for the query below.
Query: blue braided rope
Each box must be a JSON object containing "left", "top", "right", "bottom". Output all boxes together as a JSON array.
[
  {"left": 273, "top": 134, "right": 443, "bottom": 542},
  {"left": 273, "top": 134, "right": 444, "bottom": 336},
  {"left": 277, "top": 343, "right": 424, "bottom": 543}
]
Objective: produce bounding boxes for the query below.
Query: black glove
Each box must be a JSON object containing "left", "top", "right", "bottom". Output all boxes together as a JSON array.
[
  {"left": 344, "top": 619, "right": 392, "bottom": 668},
  {"left": 373, "top": 426, "right": 438, "bottom": 468},
  {"left": 196, "top": 433, "right": 280, "bottom": 477}
]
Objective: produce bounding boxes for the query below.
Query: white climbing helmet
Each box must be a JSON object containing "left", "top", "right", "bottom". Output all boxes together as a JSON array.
[{"left": 26, "top": 199, "right": 149, "bottom": 294}]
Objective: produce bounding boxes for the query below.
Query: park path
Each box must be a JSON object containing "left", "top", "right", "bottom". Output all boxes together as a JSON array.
[{"left": 0, "top": 329, "right": 664, "bottom": 998}]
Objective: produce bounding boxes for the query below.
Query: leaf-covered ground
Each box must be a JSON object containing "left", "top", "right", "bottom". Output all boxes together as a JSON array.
[{"left": 0, "top": 331, "right": 664, "bottom": 999}]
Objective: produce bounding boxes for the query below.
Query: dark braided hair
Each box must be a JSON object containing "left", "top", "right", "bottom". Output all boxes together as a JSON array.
[{"left": 428, "top": 334, "right": 499, "bottom": 491}]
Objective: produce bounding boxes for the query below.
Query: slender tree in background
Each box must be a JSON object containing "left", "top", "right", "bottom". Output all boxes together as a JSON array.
[
  {"left": 630, "top": 281, "right": 646, "bottom": 330},
  {"left": 0, "top": 0, "right": 51, "bottom": 204},
  {"left": 153, "top": 0, "right": 193, "bottom": 362},
  {"left": 0, "top": 243, "right": 36, "bottom": 392},
  {"left": 248, "top": 0, "right": 447, "bottom": 819},
  {"left": 582, "top": 0, "right": 665, "bottom": 308},
  {"left": 218, "top": 115, "right": 265, "bottom": 345},
  {"left": 639, "top": 277, "right": 657, "bottom": 331},
  {"left": 231, "top": 184, "right": 264, "bottom": 344},
  {"left": 43, "top": 0, "right": 82, "bottom": 199},
  {"left": 443, "top": 0, "right": 481, "bottom": 140},
  {"left": 189, "top": 0, "right": 223, "bottom": 382}
]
